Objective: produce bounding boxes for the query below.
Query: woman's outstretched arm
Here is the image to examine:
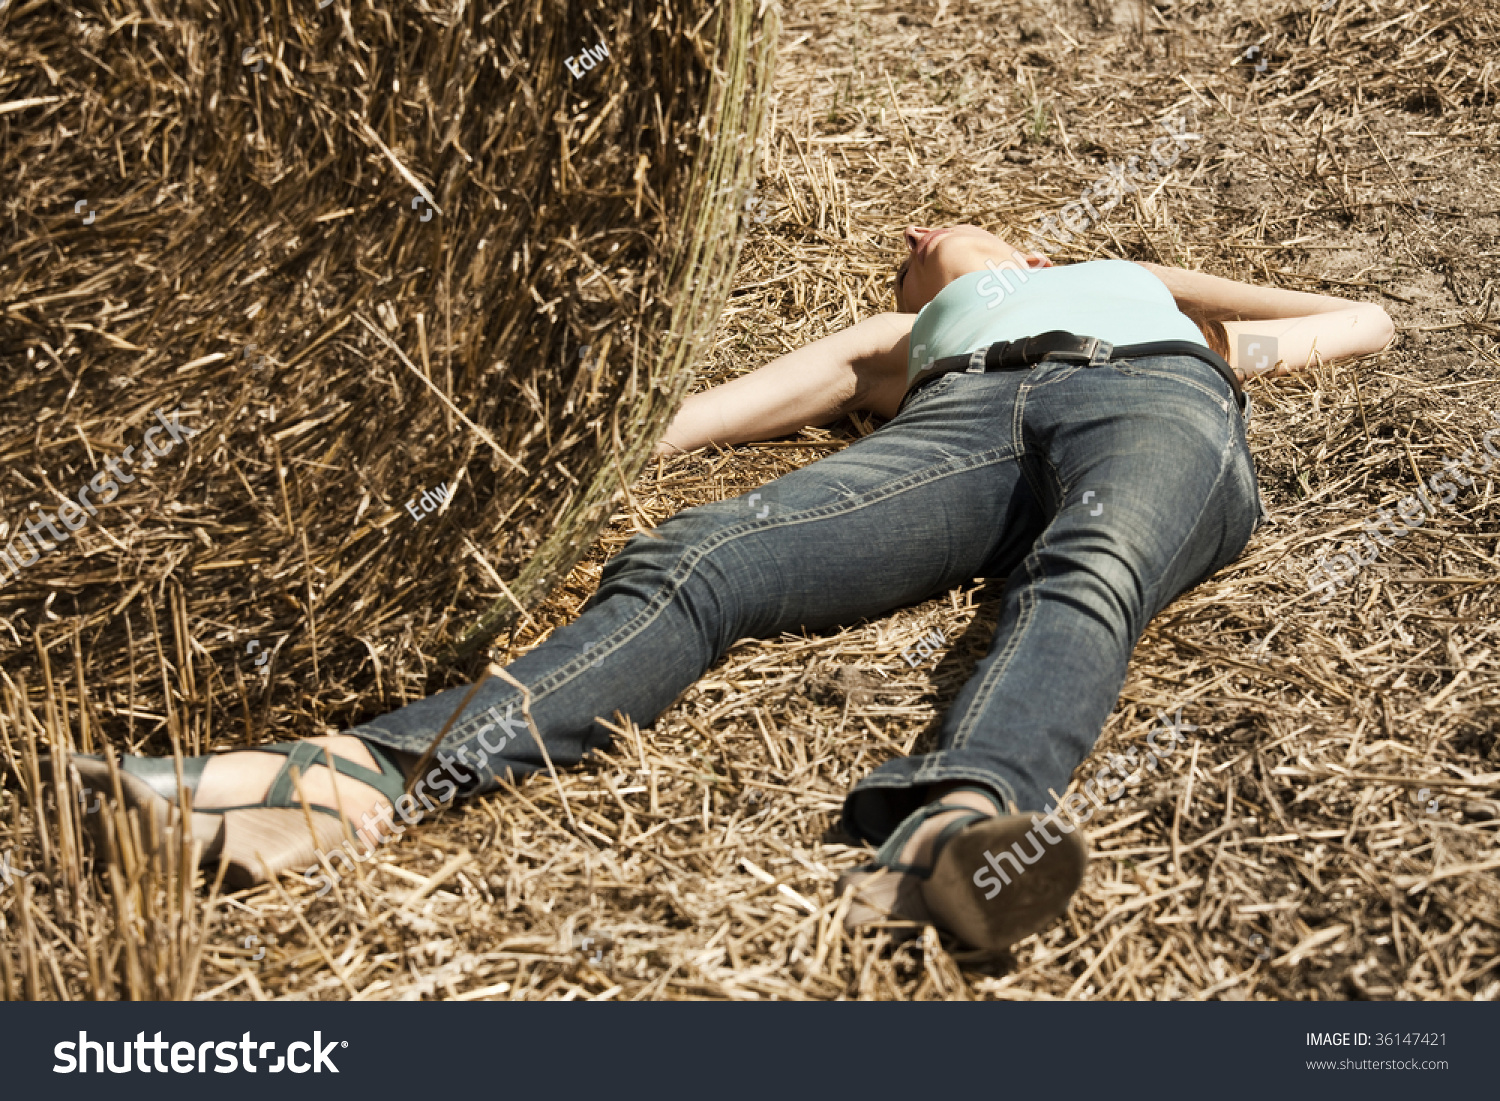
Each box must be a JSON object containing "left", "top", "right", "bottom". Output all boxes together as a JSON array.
[
  {"left": 1134, "top": 261, "right": 1395, "bottom": 379},
  {"left": 654, "top": 312, "right": 914, "bottom": 456}
]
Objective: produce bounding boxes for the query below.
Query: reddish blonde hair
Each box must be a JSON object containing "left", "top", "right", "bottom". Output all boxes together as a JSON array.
[{"left": 1181, "top": 307, "right": 1229, "bottom": 359}]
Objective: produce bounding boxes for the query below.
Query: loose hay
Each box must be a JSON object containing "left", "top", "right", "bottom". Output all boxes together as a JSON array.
[{"left": 3, "top": 0, "right": 1498, "bottom": 1002}]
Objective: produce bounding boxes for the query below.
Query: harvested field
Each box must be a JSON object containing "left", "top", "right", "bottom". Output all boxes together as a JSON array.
[{"left": 3, "top": 0, "right": 1499, "bottom": 1002}]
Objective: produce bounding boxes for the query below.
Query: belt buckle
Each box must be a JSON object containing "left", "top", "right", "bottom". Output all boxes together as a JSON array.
[
  {"left": 1042, "top": 336, "right": 1113, "bottom": 366},
  {"left": 966, "top": 347, "right": 988, "bottom": 374}
]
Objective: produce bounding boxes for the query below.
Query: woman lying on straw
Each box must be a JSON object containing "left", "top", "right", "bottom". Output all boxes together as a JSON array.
[{"left": 60, "top": 226, "right": 1393, "bottom": 951}]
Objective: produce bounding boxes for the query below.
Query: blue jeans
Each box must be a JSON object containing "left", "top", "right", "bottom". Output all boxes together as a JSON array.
[{"left": 351, "top": 353, "right": 1262, "bottom": 847}]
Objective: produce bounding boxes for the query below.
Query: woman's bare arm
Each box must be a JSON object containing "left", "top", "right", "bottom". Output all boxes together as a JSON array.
[
  {"left": 653, "top": 261, "right": 1396, "bottom": 458},
  {"left": 1134, "top": 261, "right": 1395, "bottom": 378},
  {"left": 1219, "top": 309, "right": 1394, "bottom": 378},
  {"left": 654, "top": 312, "right": 914, "bottom": 456},
  {"left": 1134, "top": 261, "right": 1360, "bottom": 320}
]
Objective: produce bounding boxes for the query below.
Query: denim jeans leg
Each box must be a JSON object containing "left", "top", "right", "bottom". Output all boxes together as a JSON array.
[
  {"left": 843, "top": 355, "right": 1261, "bottom": 844},
  {"left": 348, "top": 380, "right": 1037, "bottom": 802}
]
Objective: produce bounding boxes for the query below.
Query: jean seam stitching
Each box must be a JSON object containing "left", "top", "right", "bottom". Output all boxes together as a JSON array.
[
  {"left": 941, "top": 373, "right": 1049, "bottom": 757},
  {"left": 1109, "top": 362, "right": 1229, "bottom": 412},
  {"left": 695, "top": 444, "right": 1021, "bottom": 540},
  {"left": 1013, "top": 371, "right": 1052, "bottom": 502},
  {"left": 898, "top": 372, "right": 960, "bottom": 412},
  {"left": 1144, "top": 410, "right": 1242, "bottom": 613},
  {"left": 943, "top": 532, "right": 1046, "bottom": 760},
  {"left": 440, "top": 583, "right": 685, "bottom": 751},
  {"left": 934, "top": 375, "right": 1046, "bottom": 758},
  {"left": 451, "top": 443, "right": 1026, "bottom": 740}
]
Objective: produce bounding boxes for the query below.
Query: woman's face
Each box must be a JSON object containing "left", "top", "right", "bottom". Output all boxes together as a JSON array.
[{"left": 893, "top": 224, "right": 1051, "bottom": 313}]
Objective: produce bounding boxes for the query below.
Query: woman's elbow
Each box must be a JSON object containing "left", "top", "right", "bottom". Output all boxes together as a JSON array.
[{"left": 1365, "top": 304, "right": 1396, "bottom": 354}]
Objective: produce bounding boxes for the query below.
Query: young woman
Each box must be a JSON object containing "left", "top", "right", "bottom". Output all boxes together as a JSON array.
[{"left": 60, "top": 225, "right": 1393, "bottom": 951}]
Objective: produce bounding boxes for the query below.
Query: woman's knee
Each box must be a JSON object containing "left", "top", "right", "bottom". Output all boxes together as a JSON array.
[{"left": 593, "top": 501, "right": 749, "bottom": 607}]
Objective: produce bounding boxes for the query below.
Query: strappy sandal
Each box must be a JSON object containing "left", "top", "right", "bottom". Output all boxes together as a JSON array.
[
  {"left": 838, "top": 784, "right": 1088, "bottom": 951},
  {"left": 837, "top": 785, "right": 1003, "bottom": 937},
  {"left": 63, "top": 740, "right": 408, "bottom": 888}
]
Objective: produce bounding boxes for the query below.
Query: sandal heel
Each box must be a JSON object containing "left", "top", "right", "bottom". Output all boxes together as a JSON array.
[
  {"left": 57, "top": 738, "right": 407, "bottom": 887},
  {"left": 925, "top": 816, "right": 1088, "bottom": 950},
  {"left": 219, "top": 807, "right": 350, "bottom": 889}
]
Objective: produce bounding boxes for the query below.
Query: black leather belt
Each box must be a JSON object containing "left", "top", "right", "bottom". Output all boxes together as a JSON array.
[{"left": 898, "top": 330, "right": 1246, "bottom": 415}]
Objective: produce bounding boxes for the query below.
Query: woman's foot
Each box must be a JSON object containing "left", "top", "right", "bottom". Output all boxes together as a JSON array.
[
  {"left": 837, "top": 784, "right": 1088, "bottom": 951},
  {"left": 193, "top": 735, "right": 401, "bottom": 827},
  {"left": 66, "top": 735, "right": 410, "bottom": 888},
  {"left": 836, "top": 786, "right": 997, "bottom": 933}
]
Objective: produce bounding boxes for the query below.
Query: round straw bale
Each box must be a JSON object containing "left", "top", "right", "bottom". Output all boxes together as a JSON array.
[{"left": 0, "top": 0, "right": 778, "bottom": 730}]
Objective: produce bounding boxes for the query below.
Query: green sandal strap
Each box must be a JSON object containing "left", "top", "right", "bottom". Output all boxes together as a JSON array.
[
  {"left": 100, "top": 740, "right": 408, "bottom": 819},
  {"left": 874, "top": 806, "right": 989, "bottom": 879},
  {"left": 931, "top": 807, "right": 988, "bottom": 855},
  {"left": 257, "top": 740, "right": 408, "bottom": 812},
  {"left": 869, "top": 783, "right": 1009, "bottom": 879}
]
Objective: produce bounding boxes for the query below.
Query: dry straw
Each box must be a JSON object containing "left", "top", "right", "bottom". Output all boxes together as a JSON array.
[
  {"left": 0, "top": 0, "right": 776, "bottom": 999},
  {"left": 4, "top": 0, "right": 1500, "bottom": 1003}
]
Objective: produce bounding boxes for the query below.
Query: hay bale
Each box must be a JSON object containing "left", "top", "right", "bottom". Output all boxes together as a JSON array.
[{"left": 0, "top": 0, "right": 778, "bottom": 738}]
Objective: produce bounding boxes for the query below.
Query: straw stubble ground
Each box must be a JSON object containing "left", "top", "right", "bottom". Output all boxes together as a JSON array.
[{"left": 7, "top": 0, "right": 1500, "bottom": 1000}]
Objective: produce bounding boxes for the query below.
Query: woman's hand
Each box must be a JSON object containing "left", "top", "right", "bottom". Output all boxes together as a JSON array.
[{"left": 1135, "top": 261, "right": 1395, "bottom": 375}]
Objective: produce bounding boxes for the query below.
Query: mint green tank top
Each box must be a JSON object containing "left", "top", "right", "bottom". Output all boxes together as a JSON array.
[{"left": 906, "top": 259, "right": 1207, "bottom": 383}]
